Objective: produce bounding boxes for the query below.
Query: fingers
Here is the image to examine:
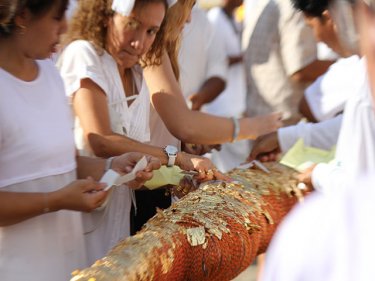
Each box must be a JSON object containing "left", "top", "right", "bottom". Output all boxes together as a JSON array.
[
  {"left": 81, "top": 178, "right": 106, "bottom": 193},
  {"left": 268, "top": 112, "right": 283, "bottom": 132},
  {"left": 172, "top": 176, "right": 198, "bottom": 198},
  {"left": 195, "top": 168, "right": 229, "bottom": 182},
  {"left": 145, "top": 156, "right": 161, "bottom": 172},
  {"left": 213, "top": 169, "right": 231, "bottom": 181}
]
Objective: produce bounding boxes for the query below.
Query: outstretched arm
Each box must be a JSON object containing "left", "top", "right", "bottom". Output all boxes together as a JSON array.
[{"left": 144, "top": 52, "right": 282, "bottom": 144}]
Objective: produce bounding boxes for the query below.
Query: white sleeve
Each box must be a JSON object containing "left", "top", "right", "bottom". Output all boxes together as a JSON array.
[
  {"left": 205, "top": 18, "right": 228, "bottom": 81},
  {"left": 278, "top": 115, "right": 342, "bottom": 152},
  {"left": 57, "top": 40, "right": 109, "bottom": 98},
  {"left": 311, "top": 163, "right": 348, "bottom": 194},
  {"left": 304, "top": 56, "right": 361, "bottom": 122}
]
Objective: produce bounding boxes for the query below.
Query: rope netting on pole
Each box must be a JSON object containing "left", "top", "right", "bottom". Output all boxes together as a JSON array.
[{"left": 72, "top": 162, "right": 306, "bottom": 281}]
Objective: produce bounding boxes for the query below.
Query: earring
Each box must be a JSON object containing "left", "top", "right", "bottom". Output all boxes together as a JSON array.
[{"left": 17, "top": 24, "right": 26, "bottom": 35}]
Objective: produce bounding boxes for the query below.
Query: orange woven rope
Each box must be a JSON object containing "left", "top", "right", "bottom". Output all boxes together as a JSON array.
[{"left": 71, "top": 163, "right": 305, "bottom": 281}]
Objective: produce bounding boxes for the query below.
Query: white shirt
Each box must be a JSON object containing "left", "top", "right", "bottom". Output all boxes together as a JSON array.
[
  {"left": 305, "top": 55, "right": 361, "bottom": 121},
  {"left": 242, "top": 0, "right": 317, "bottom": 122},
  {"left": 262, "top": 176, "right": 375, "bottom": 281},
  {"left": 58, "top": 40, "right": 150, "bottom": 264},
  {"left": 0, "top": 60, "right": 76, "bottom": 187},
  {"left": 0, "top": 59, "right": 86, "bottom": 280},
  {"left": 312, "top": 67, "right": 375, "bottom": 193},
  {"left": 278, "top": 116, "right": 342, "bottom": 153},
  {"left": 205, "top": 7, "right": 246, "bottom": 118},
  {"left": 179, "top": 6, "right": 227, "bottom": 101},
  {"left": 58, "top": 40, "right": 150, "bottom": 156}
]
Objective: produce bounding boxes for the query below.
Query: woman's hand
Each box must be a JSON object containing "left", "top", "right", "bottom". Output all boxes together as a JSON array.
[
  {"left": 171, "top": 176, "right": 199, "bottom": 199},
  {"left": 296, "top": 164, "right": 317, "bottom": 192},
  {"left": 176, "top": 152, "right": 230, "bottom": 182},
  {"left": 52, "top": 178, "right": 108, "bottom": 212},
  {"left": 247, "top": 132, "right": 281, "bottom": 162},
  {"left": 112, "top": 152, "right": 161, "bottom": 189},
  {"left": 244, "top": 112, "right": 283, "bottom": 139}
]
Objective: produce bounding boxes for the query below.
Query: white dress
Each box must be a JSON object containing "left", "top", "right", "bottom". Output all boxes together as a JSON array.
[
  {"left": 0, "top": 60, "right": 86, "bottom": 281},
  {"left": 58, "top": 40, "right": 151, "bottom": 264}
]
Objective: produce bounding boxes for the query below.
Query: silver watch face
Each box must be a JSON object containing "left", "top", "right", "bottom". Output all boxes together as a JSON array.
[{"left": 165, "top": 145, "right": 178, "bottom": 156}]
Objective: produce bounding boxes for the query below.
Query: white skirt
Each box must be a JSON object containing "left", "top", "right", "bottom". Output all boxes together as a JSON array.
[
  {"left": 0, "top": 171, "right": 87, "bottom": 281},
  {"left": 82, "top": 185, "right": 132, "bottom": 265}
]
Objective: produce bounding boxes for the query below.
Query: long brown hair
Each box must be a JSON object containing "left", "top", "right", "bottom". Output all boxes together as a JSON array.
[
  {"left": 162, "top": 0, "right": 196, "bottom": 80},
  {"left": 63, "top": 0, "right": 168, "bottom": 65}
]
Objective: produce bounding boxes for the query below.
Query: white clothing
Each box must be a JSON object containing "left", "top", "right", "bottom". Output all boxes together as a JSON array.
[
  {"left": 204, "top": 7, "right": 249, "bottom": 171},
  {"left": 242, "top": 0, "right": 317, "bottom": 122},
  {"left": 278, "top": 116, "right": 342, "bottom": 153},
  {"left": 206, "top": 7, "right": 246, "bottom": 118},
  {"left": 67, "top": 0, "right": 78, "bottom": 20},
  {"left": 0, "top": 60, "right": 76, "bottom": 188},
  {"left": 244, "top": 0, "right": 261, "bottom": 26},
  {"left": 317, "top": 42, "right": 339, "bottom": 61},
  {"left": 312, "top": 68, "right": 375, "bottom": 193},
  {"left": 58, "top": 40, "right": 150, "bottom": 264},
  {"left": 179, "top": 6, "right": 227, "bottom": 101},
  {"left": 58, "top": 40, "right": 150, "bottom": 154},
  {"left": 262, "top": 176, "right": 375, "bottom": 281},
  {"left": 0, "top": 60, "right": 86, "bottom": 281},
  {"left": 305, "top": 55, "right": 361, "bottom": 121}
]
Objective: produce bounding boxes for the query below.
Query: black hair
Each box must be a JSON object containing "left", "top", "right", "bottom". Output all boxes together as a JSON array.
[
  {"left": 290, "top": 0, "right": 330, "bottom": 17},
  {"left": 0, "top": 0, "right": 68, "bottom": 37}
]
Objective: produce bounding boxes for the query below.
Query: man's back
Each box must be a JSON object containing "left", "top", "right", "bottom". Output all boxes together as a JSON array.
[{"left": 242, "top": 0, "right": 317, "bottom": 124}]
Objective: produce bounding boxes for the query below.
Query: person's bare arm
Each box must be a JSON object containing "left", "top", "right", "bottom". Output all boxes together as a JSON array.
[
  {"left": 144, "top": 52, "right": 282, "bottom": 144},
  {"left": 72, "top": 79, "right": 223, "bottom": 173},
  {"left": 299, "top": 95, "right": 318, "bottom": 123},
  {"left": 0, "top": 179, "right": 106, "bottom": 227},
  {"left": 72, "top": 78, "right": 169, "bottom": 163},
  {"left": 291, "top": 60, "right": 334, "bottom": 83},
  {"left": 188, "top": 77, "right": 226, "bottom": 111}
]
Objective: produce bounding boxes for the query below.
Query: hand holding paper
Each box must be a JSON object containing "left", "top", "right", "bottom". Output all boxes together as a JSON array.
[{"left": 100, "top": 153, "right": 161, "bottom": 190}]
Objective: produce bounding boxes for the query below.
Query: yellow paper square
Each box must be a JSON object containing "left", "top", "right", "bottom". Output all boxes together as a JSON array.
[{"left": 280, "top": 139, "right": 336, "bottom": 172}]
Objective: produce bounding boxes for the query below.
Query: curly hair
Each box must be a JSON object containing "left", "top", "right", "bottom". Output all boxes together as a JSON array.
[{"left": 63, "top": 0, "right": 168, "bottom": 66}]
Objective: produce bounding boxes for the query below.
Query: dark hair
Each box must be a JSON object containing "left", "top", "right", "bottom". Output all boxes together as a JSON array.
[
  {"left": 0, "top": 0, "right": 68, "bottom": 37},
  {"left": 290, "top": 0, "right": 329, "bottom": 17},
  {"left": 0, "top": 0, "right": 18, "bottom": 32}
]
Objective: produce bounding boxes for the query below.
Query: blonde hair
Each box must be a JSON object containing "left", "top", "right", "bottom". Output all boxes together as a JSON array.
[
  {"left": 63, "top": 0, "right": 167, "bottom": 65},
  {"left": 162, "top": 0, "right": 196, "bottom": 80}
]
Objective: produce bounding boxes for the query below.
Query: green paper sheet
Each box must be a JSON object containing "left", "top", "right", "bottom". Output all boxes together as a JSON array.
[{"left": 280, "top": 139, "right": 336, "bottom": 172}]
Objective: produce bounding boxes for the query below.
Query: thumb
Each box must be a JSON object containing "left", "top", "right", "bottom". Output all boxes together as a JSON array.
[{"left": 83, "top": 177, "right": 105, "bottom": 192}]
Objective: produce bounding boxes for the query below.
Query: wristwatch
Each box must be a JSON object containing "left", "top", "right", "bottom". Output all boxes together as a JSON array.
[{"left": 164, "top": 145, "right": 178, "bottom": 167}]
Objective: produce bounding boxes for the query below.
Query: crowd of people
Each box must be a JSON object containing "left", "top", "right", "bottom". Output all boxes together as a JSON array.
[{"left": 0, "top": 0, "right": 374, "bottom": 280}]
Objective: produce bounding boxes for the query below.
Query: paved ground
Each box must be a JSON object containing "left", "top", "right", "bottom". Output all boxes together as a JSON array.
[{"left": 232, "top": 264, "right": 258, "bottom": 281}]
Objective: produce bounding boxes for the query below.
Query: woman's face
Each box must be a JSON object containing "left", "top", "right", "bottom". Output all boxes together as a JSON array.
[
  {"left": 106, "top": 2, "right": 165, "bottom": 69},
  {"left": 18, "top": 4, "right": 67, "bottom": 59}
]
